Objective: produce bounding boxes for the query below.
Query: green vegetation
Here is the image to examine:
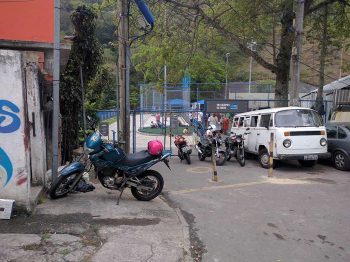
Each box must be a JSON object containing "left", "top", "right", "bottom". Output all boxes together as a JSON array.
[{"left": 60, "top": 5, "right": 102, "bottom": 162}]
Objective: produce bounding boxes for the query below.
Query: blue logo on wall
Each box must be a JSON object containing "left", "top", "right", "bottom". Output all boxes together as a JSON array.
[
  {"left": 230, "top": 104, "right": 238, "bottom": 110},
  {"left": 0, "top": 100, "right": 21, "bottom": 133},
  {"left": 0, "top": 147, "right": 13, "bottom": 187}
]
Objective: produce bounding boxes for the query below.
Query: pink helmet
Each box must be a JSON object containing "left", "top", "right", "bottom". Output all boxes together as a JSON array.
[{"left": 148, "top": 140, "right": 163, "bottom": 156}]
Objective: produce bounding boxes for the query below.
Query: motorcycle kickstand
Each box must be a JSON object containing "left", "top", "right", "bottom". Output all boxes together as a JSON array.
[
  {"left": 116, "top": 180, "right": 127, "bottom": 205},
  {"left": 116, "top": 188, "right": 125, "bottom": 205}
]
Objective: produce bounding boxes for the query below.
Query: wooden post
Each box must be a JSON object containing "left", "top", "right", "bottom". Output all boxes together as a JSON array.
[
  {"left": 268, "top": 132, "right": 274, "bottom": 177},
  {"left": 211, "top": 145, "right": 218, "bottom": 182}
]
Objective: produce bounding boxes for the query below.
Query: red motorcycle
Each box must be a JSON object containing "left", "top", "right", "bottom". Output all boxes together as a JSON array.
[{"left": 174, "top": 135, "right": 192, "bottom": 164}]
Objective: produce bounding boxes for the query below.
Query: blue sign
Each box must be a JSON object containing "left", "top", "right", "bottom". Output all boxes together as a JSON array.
[
  {"left": 230, "top": 104, "right": 238, "bottom": 110},
  {"left": 0, "top": 100, "right": 21, "bottom": 133}
]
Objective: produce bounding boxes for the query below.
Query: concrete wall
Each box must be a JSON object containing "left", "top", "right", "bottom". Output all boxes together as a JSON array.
[
  {"left": 24, "top": 61, "right": 47, "bottom": 185},
  {"left": 0, "top": 50, "right": 31, "bottom": 204},
  {"left": 0, "top": 50, "right": 48, "bottom": 207}
]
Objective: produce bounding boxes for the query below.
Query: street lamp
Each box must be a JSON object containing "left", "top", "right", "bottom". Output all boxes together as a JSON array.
[
  {"left": 248, "top": 41, "right": 257, "bottom": 97},
  {"left": 225, "top": 52, "right": 230, "bottom": 99}
]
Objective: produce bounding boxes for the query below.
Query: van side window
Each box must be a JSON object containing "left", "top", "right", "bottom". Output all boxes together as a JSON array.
[
  {"left": 233, "top": 117, "right": 239, "bottom": 127},
  {"left": 251, "top": 116, "right": 258, "bottom": 127},
  {"left": 239, "top": 117, "right": 244, "bottom": 127},
  {"left": 260, "top": 114, "right": 271, "bottom": 128},
  {"left": 244, "top": 117, "right": 251, "bottom": 127},
  {"left": 269, "top": 115, "right": 273, "bottom": 127}
]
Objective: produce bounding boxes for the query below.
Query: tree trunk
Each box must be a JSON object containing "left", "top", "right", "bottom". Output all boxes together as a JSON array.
[
  {"left": 275, "top": 68, "right": 290, "bottom": 107},
  {"left": 316, "top": 5, "right": 328, "bottom": 113},
  {"left": 275, "top": 0, "right": 294, "bottom": 107}
]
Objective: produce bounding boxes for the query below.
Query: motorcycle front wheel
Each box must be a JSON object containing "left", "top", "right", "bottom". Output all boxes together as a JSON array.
[
  {"left": 226, "top": 151, "right": 231, "bottom": 161},
  {"left": 198, "top": 152, "right": 206, "bottom": 161},
  {"left": 131, "top": 170, "right": 164, "bottom": 201},
  {"left": 237, "top": 148, "right": 246, "bottom": 167},
  {"left": 184, "top": 153, "right": 191, "bottom": 164},
  {"left": 48, "top": 172, "right": 81, "bottom": 199},
  {"left": 177, "top": 149, "right": 183, "bottom": 160},
  {"left": 215, "top": 151, "right": 227, "bottom": 166}
]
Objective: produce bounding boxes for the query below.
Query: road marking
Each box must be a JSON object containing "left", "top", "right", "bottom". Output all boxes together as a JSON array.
[
  {"left": 169, "top": 177, "right": 315, "bottom": 195},
  {"left": 186, "top": 167, "right": 212, "bottom": 174},
  {"left": 169, "top": 181, "right": 270, "bottom": 195}
]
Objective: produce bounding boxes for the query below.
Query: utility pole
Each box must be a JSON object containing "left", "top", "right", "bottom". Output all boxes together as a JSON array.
[
  {"left": 118, "top": 0, "right": 130, "bottom": 153},
  {"left": 52, "top": 0, "right": 60, "bottom": 181},
  {"left": 248, "top": 41, "right": 256, "bottom": 98},
  {"left": 290, "top": 0, "right": 304, "bottom": 106},
  {"left": 225, "top": 53, "right": 230, "bottom": 99}
]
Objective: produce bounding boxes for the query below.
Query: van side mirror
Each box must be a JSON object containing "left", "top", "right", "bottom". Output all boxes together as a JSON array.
[{"left": 246, "top": 128, "right": 250, "bottom": 131}]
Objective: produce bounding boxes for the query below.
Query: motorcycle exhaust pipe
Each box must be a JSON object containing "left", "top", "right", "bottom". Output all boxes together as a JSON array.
[{"left": 195, "top": 145, "right": 203, "bottom": 154}]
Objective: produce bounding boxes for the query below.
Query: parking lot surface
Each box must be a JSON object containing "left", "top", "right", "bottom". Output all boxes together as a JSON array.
[{"left": 154, "top": 156, "right": 350, "bottom": 262}]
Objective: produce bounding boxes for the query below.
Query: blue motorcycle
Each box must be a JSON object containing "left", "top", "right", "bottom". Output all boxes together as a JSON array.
[{"left": 48, "top": 132, "right": 171, "bottom": 203}]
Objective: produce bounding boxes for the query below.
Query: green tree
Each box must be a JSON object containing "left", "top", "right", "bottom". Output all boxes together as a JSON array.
[
  {"left": 161, "top": 0, "right": 349, "bottom": 106},
  {"left": 306, "top": 1, "right": 350, "bottom": 111},
  {"left": 60, "top": 5, "right": 102, "bottom": 162}
]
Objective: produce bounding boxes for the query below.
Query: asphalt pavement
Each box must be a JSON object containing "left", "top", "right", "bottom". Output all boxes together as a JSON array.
[{"left": 153, "top": 154, "right": 350, "bottom": 262}]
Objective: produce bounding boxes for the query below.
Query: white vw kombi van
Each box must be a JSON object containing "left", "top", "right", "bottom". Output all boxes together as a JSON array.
[{"left": 231, "top": 107, "right": 330, "bottom": 168}]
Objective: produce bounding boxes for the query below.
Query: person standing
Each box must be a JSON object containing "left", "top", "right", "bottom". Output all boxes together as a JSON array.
[
  {"left": 208, "top": 113, "right": 218, "bottom": 128},
  {"left": 155, "top": 112, "right": 161, "bottom": 128},
  {"left": 222, "top": 115, "right": 230, "bottom": 134}
]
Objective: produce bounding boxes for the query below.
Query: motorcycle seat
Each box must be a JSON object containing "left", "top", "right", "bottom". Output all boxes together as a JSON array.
[{"left": 119, "top": 150, "right": 158, "bottom": 167}]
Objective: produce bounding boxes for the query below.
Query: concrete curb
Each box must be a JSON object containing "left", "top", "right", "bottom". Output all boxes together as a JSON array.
[
  {"left": 173, "top": 207, "right": 192, "bottom": 262},
  {"left": 159, "top": 196, "right": 192, "bottom": 262}
]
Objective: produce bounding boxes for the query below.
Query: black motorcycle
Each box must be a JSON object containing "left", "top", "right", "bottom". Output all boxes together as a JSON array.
[
  {"left": 174, "top": 135, "right": 192, "bottom": 164},
  {"left": 225, "top": 132, "right": 246, "bottom": 167},
  {"left": 196, "top": 132, "right": 227, "bottom": 166}
]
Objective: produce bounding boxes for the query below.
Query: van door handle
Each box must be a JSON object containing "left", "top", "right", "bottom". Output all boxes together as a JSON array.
[{"left": 257, "top": 133, "right": 260, "bottom": 135}]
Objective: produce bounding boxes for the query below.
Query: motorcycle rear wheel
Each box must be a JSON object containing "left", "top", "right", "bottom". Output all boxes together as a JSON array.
[
  {"left": 48, "top": 172, "right": 81, "bottom": 199},
  {"left": 131, "top": 170, "right": 164, "bottom": 201}
]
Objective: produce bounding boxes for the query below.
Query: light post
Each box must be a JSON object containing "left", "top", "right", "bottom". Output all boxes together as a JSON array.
[
  {"left": 225, "top": 52, "right": 230, "bottom": 99},
  {"left": 248, "top": 41, "right": 257, "bottom": 97}
]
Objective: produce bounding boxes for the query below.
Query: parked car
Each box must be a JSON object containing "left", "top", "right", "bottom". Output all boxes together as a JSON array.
[{"left": 325, "top": 122, "right": 350, "bottom": 171}]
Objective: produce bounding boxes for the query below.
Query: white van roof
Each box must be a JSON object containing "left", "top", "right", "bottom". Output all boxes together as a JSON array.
[{"left": 234, "top": 106, "right": 312, "bottom": 117}]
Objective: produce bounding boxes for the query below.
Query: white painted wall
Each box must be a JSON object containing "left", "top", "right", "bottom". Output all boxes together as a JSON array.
[
  {"left": 0, "top": 50, "right": 31, "bottom": 204},
  {"left": 24, "top": 62, "right": 47, "bottom": 185}
]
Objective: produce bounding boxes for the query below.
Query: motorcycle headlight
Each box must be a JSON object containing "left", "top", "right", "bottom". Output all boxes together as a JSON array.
[
  {"left": 236, "top": 137, "right": 242, "bottom": 143},
  {"left": 320, "top": 138, "right": 327, "bottom": 146},
  {"left": 84, "top": 143, "right": 94, "bottom": 154},
  {"left": 283, "top": 139, "right": 292, "bottom": 148}
]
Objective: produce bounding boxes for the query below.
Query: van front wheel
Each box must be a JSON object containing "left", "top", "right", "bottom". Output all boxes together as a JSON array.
[{"left": 258, "top": 148, "right": 270, "bottom": 169}]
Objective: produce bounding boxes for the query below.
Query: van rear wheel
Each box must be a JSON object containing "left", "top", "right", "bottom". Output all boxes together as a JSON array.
[{"left": 258, "top": 148, "right": 270, "bottom": 169}]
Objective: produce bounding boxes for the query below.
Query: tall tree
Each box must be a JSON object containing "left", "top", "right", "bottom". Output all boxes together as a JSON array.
[
  {"left": 161, "top": 0, "right": 348, "bottom": 106},
  {"left": 60, "top": 6, "right": 102, "bottom": 162}
]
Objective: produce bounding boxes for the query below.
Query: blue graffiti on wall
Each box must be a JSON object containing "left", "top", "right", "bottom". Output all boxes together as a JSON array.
[
  {"left": 0, "top": 100, "right": 21, "bottom": 133},
  {"left": 0, "top": 147, "right": 13, "bottom": 187}
]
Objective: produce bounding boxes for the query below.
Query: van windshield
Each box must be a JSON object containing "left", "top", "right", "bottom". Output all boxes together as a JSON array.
[{"left": 275, "top": 109, "right": 323, "bottom": 127}]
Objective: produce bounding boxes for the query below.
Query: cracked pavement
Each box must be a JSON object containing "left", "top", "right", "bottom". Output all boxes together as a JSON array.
[{"left": 0, "top": 184, "right": 191, "bottom": 262}]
